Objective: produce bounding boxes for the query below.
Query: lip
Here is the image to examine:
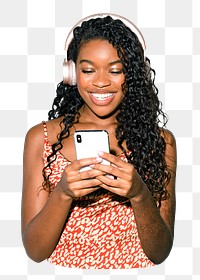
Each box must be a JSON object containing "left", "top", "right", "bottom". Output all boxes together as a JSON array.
[{"left": 88, "top": 91, "right": 116, "bottom": 105}]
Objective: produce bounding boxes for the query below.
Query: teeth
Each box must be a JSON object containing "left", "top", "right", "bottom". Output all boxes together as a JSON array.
[{"left": 91, "top": 93, "right": 114, "bottom": 100}]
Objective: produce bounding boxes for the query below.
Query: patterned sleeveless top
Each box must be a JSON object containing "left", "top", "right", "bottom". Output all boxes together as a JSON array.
[{"left": 42, "top": 122, "right": 154, "bottom": 269}]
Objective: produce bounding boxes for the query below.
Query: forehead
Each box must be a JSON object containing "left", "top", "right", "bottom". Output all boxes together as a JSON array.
[{"left": 77, "top": 39, "right": 120, "bottom": 60}]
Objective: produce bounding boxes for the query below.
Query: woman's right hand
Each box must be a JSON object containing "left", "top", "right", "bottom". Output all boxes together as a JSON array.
[{"left": 57, "top": 157, "right": 105, "bottom": 199}]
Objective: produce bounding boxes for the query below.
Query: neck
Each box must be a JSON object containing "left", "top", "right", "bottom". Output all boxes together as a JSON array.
[{"left": 78, "top": 105, "right": 119, "bottom": 127}]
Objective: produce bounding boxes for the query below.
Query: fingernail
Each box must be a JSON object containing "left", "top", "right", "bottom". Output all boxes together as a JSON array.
[
  {"left": 98, "top": 151, "right": 104, "bottom": 156},
  {"left": 106, "top": 175, "right": 114, "bottom": 179},
  {"left": 96, "top": 157, "right": 103, "bottom": 163}
]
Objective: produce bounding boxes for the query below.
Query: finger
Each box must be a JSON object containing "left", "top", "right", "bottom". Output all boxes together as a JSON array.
[
  {"left": 79, "top": 169, "right": 106, "bottom": 180},
  {"left": 98, "top": 151, "right": 127, "bottom": 168},
  {"left": 97, "top": 175, "right": 133, "bottom": 198},
  {"left": 77, "top": 186, "right": 100, "bottom": 197},
  {"left": 71, "top": 156, "right": 103, "bottom": 171},
  {"left": 97, "top": 172, "right": 134, "bottom": 194},
  {"left": 90, "top": 163, "right": 127, "bottom": 179},
  {"left": 96, "top": 174, "right": 121, "bottom": 187},
  {"left": 64, "top": 157, "right": 103, "bottom": 181},
  {"left": 68, "top": 185, "right": 101, "bottom": 198},
  {"left": 66, "top": 168, "right": 106, "bottom": 183},
  {"left": 71, "top": 178, "right": 102, "bottom": 189},
  {"left": 98, "top": 182, "right": 129, "bottom": 198}
]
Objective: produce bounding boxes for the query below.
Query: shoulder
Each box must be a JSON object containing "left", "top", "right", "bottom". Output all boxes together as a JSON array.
[
  {"left": 24, "top": 123, "right": 46, "bottom": 157},
  {"left": 25, "top": 122, "right": 44, "bottom": 144},
  {"left": 25, "top": 118, "right": 63, "bottom": 149},
  {"left": 160, "top": 128, "right": 177, "bottom": 171},
  {"left": 160, "top": 128, "right": 176, "bottom": 148}
]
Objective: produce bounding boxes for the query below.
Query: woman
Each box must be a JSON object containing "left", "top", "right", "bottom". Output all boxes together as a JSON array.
[{"left": 21, "top": 14, "right": 177, "bottom": 269}]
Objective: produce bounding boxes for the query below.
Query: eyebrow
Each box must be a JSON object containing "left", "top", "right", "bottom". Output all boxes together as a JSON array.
[{"left": 79, "top": 59, "right": 122, "bottom": 66}]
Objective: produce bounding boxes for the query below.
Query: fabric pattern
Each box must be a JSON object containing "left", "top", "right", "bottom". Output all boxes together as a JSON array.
[{"left": 42, "top": 122, "right": 154, "bottom": 269}]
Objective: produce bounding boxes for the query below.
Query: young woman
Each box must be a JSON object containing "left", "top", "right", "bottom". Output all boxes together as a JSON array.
[{"left": 21, "top": 14, "right": 177, "bottom": 269}]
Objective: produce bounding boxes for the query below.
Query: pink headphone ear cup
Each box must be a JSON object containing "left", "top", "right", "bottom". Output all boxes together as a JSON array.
[{"left": 63, "top": 59, "right": 76, "bottom": 85}]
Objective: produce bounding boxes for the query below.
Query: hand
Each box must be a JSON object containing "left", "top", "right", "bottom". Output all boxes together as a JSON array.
[
  {"left": 90, "top": 151, "right": 146, "bottom": 199},
  {"left": 57, "top": 157, "right": 105, "bottom": 199}
]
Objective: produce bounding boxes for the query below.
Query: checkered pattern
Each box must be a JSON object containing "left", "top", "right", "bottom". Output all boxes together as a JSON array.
[{"left": 0, "top": 0, "right": 199, "bottom": 279}]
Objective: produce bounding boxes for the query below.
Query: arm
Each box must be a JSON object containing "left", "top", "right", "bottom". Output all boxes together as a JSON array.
[
  {"left": 21, "top": 124, "right": 104, "bottom": 262},
  {"left": 21, "top": 124, "right": 73, "bottom": 262},
  {"left": 129, "top": 130, "right": 176, "bottom": 264},
  {"left": 91, "top": 130, "right": 176, "bottom": 264}
]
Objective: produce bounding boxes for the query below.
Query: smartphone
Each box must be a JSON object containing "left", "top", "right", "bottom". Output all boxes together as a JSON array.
[{"left": 74, "top": 130, "right": 110, "bottom": 172}]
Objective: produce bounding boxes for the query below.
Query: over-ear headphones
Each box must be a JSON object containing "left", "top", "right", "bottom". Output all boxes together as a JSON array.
[{"left": 63, "top": 13, "right": 146, "bottom": 85}]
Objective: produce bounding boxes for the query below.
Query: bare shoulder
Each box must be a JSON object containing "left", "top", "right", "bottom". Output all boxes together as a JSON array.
[
  {"left": 160, "top": 128, "right": 177, "bottom": 177},
  {"left": 160, "top": 128, "right": 176, "bottom": 148},
  {"left": 25, "top": 118, "right": 62, "bottom": 149},
  {"left": 25, "top": 123, "right": 44, "bottom": 141},
  {"left": 24, "top": 123, "right": 45, "bottom": 155}
]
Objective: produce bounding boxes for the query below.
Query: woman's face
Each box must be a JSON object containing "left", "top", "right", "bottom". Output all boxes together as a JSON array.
[{"left": 76, "top": 39, "right": 125, "bottom": 119}]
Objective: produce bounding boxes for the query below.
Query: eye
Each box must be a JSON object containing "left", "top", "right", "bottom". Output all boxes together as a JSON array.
[
  {"left": 110, "top": 70, "right": 123, "bottom": 75},
  {"left": 81, "top": 69, "right": 95, "bottom": 74}
]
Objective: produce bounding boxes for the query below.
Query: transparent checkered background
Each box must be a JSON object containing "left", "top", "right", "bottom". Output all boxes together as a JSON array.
[{"left": 0, "top": 0, "right": 199, "bottom": 279}]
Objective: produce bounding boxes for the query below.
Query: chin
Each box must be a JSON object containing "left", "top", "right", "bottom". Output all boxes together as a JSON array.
[{"left": 92, "top": 106, "right": 120, "bottom": 119}]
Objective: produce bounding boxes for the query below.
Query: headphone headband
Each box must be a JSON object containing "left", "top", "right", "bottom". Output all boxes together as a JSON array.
[
  {"left": 63, "top": 13, "right": 146, "bottom": 85},
  {"left": 64, "top": 13, "right": 146, "bottom": 52}
]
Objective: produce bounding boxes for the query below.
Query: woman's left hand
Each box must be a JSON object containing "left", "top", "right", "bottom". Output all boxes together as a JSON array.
[{"left": 90, "top": 151, "right": 146, "bottom": 198}]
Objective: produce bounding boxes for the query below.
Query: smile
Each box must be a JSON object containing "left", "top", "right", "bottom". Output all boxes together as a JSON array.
[{"left": 90, "top": 93, "right": 115, "bottom": 100}]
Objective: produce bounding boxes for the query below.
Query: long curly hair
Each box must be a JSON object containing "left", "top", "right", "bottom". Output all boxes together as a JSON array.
[{"left": 43, "top": 16, "right": 171, "bottom": 208}]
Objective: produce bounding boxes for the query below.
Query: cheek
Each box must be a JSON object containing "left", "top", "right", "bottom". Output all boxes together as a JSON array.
[
  {"left": 112, "top": 76, "right": 125, "bottom": 88},
  {"left": 120, "top": 76, "right": 125, "bottom": 86},
  {"left": 76, "top": 73, "right": 90, "bottom": 97},
  {"left": 76, "top": 72, "right": 91, "bottom": 89},
  {"left": 76, "top": 71, "right": 83, "bottom": 86}
]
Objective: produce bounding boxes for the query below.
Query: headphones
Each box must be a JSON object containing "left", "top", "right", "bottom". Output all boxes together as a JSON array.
[{"left": 63, "top": 13, "right": 146, "bottom": 85}]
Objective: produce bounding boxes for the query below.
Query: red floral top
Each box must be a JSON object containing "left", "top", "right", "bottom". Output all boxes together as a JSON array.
[{"left": 42, "top": 122, "right": 154, "bottom": 269}]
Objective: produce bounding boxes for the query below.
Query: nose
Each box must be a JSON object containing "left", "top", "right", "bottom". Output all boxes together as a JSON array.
[{"left": 92, "top": 70, "right": 111, "bottom": 88}]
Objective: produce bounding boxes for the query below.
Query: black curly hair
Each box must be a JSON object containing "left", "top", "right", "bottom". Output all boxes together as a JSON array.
[{"left": 43, "top": 16, "right": 171, "bottom": 208}]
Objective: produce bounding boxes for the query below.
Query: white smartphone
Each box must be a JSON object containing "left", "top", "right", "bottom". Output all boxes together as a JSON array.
[{"left": 74, "top": 130, "right": 110, "bottom": 172}]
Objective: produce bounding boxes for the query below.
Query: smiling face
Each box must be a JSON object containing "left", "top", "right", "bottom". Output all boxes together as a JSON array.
[{"left": 76, "top": 39, "right": 125, "bottom": 120}]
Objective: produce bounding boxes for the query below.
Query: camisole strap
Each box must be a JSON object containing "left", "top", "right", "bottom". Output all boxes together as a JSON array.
[{"left": 42, "top": 121, "right": 48, "bottom": 143}]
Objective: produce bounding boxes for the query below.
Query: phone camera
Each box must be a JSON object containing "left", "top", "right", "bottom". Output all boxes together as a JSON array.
[{"left": 76, "top": 134, "right": 82, "bottom": 143}]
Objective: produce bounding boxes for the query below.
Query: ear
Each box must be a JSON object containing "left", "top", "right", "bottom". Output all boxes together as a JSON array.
[{"left": 63, "top": 59, "right": 76, "bottom": 85}]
